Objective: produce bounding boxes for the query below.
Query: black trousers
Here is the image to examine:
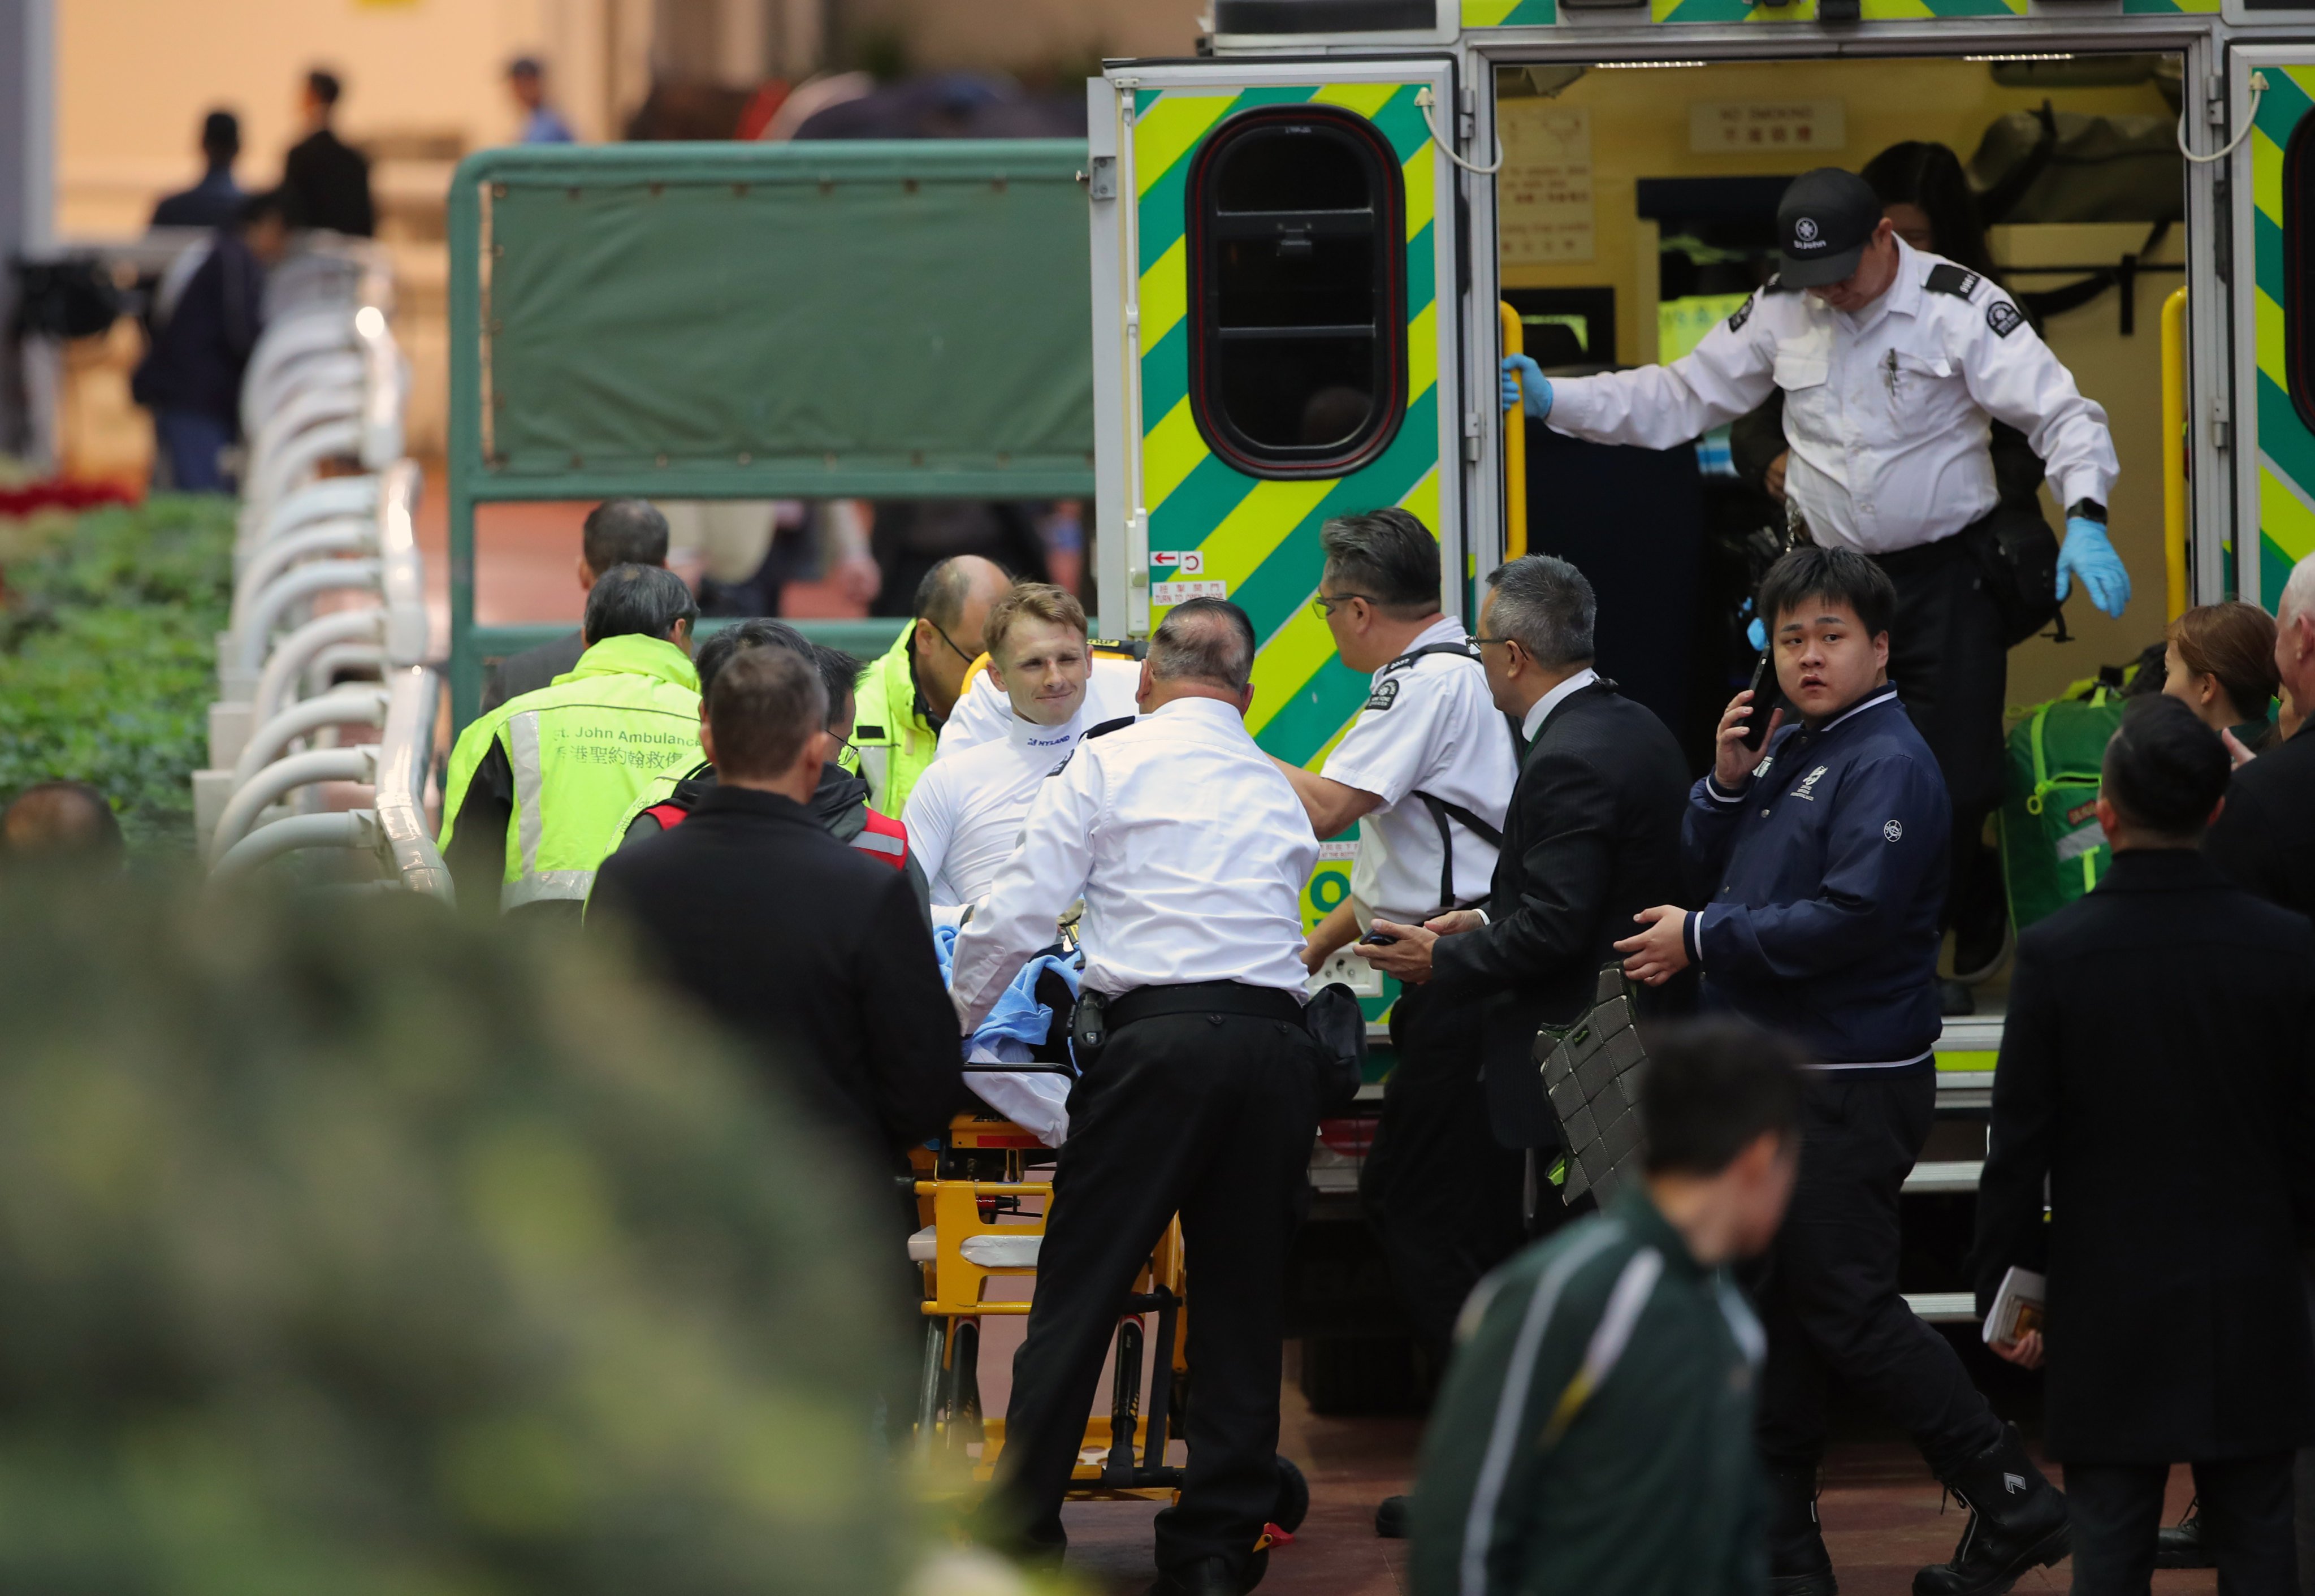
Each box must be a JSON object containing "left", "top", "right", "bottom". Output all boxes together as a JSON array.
[
  {"left": 1873, "top": 526, "right": 2009, "bottom": 931},
  {"left": 2067, "top": 1455, "right": 2297, "bottom": 1596},
  {"left": 1358, "top": 982, "right": 1528, "bottom": 1370},
  {"left": 1754, "top": 1069, "right": 2004, "bottom": 1478},
  {"left": 978, "top": 1002, "right": 1318, "bottom": 1578}
]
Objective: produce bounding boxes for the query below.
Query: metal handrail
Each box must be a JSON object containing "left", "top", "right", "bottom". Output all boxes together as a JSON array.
[
  {"left": 230, "top": 516, "right": 373, "bottom": 629},
  {"left": 211, "top": 811, "right": 379, "bottom": 885},
  {"left": 232, "top": 684, "right": 390, "bottom": 789},
  {"left": 375, "top": 667, "right": 452, "bottom": 901},
  {"left": 236, "top": 472, "right": 379, "bottom": 563},
  {"left": 245, "top": 417, "right": 363, "bottom": 527},
  {"left": 232, "top": 557, "right": 382, "bottom": 674},
  {"left": 207, "top": 745, "right": 377, "bottom": 865},
  {"left": 250, "top": 608, "right": 386, "bottom": 726}
]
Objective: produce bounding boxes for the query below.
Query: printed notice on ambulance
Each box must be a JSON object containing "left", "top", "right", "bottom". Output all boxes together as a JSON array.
[{"left": 1499, "top": 104, "right": 1594, "bottom": 266}]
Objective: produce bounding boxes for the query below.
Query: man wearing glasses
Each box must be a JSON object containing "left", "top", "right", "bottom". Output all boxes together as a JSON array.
[
  {"left": 1266, "top": 509, "right": 1518, "bottom": 1542},
  {"left": 850, "top": 554, "right": 1015, "bottom": 818}
]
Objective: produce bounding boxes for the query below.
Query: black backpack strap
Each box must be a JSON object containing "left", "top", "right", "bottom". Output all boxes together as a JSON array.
[{"left": 1414, "top": 790, "right": 1505, "bottom": 914}]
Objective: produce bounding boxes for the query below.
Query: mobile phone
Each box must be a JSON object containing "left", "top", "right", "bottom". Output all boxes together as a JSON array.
[
  {"left": 1358, "top": 931, "right": 1398, "bottom": 946},
  {"left": 1741, "top": 653, "right": 1777, "bottom": 751}
]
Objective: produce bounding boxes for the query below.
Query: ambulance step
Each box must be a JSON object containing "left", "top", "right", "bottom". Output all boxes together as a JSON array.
[
  {"left": 1905, "top": 1292, "right": 1979, "bottom": 1324},
  {"left": 1901, "top": 1160, "right": 1983, "bottom": 1195}
]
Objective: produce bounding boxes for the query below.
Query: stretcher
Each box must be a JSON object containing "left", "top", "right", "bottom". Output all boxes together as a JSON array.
[{"left": 908, "top": 1110, "right": 1312, "bottom": 1560}]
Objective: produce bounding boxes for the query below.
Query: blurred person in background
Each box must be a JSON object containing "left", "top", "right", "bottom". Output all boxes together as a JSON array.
[
  {"left": 482, "top": 499, "right": 672, "bottom": 712},
  {"left": 281, "top": 68, "right": 373, "bottom": 238},
  {"left": 2206, "top": 553, "right": 2315, "bottom": 919},
  {"left": 1409, "top": 1020, "right": 1805, "bottom": 1596},
  {"left": 1974, "top": 694, "right": 2315, "bottom": 1595},
  {"left": 869, "top": 501, "right": 1046, "bottom": 619},
  {"left": 439, "top": 565, "right": 700, "bottom": 918},
  {"left": 851, "top": 554, "right": 1012, "bottom": 819},
  {"left": 507, "top": 57, "right": 575, "bottom": 144},
  {"left": 1, "top": 781, "right": 124, "bottom": 867},
  {"left": 589, "top": 644, "right": 962, "bottom": 1231},
  {"left": 150, "top": 110, "right": 243, "bottom": 230},
  {"left": 2162, "top": 601, "right": 2280, "bottom": 755},
  {"left": 132, "top": 189, "right": 288, "bottom": 494}
]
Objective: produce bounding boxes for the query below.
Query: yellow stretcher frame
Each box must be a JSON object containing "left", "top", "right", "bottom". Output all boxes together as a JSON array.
[{"left": 1501, "top": 301, "right": 1529, "bottom": 561}]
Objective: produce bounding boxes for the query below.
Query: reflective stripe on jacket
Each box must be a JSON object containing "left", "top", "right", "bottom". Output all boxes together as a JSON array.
[
  {"left": 439, "top": 633, "right": 701, "bottom": 909},
  {"left": 849, "top": 624, "right": 939, "bottom": 820}
]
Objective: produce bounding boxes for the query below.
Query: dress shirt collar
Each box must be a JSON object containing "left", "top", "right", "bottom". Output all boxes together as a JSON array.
[
  {"left": 1834, "top": 235, "right": 1921, "bottom": 339},
  {"left": 1150, "top": 694, "right": 1254, "bottom": 739},
  {"left": 1521, "top": 665, "right": 1600, "bottom": 742}
]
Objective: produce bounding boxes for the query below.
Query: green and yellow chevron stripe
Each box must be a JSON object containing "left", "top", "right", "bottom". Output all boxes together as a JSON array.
[
  {"left": 1650, "top": 0, "right": 2023, "bottom": 21},
  {"left": 1132, "top": 81, "right": 1446, "bottom": 773},
  {"left": 2251, "top": 64, "right": 2315, "bottom": 608},
  {"left": 1462, "top": 0, "right": 1557, "bottom": 23}
]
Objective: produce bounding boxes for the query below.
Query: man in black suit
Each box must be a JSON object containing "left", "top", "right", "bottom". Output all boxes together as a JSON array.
[
  {"left": 1974, "top": 693, "right": 2315, "bottom": 1594},
  {"left": 587, "top": 643, "right": 963, "bottom": 1215},
  {"left": 1356, "top": 552, "right": 1690, "bottom": 1184},
  {"left": 2206, "top": 551, "right": 2315, "bottom": 918},
  {"left": 483, "top": 500, "right": 672, "bottom": 712},
  {"left": 281, "top": 70, "right": 374, "bottom": 238}
]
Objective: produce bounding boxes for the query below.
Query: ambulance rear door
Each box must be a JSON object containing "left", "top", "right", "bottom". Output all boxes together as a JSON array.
[
  {"left": 1085, "top": 57, "right": 1473, "bottom": 788},
  {"left": 2231, "top": 47, "right": 2315, "bottom": 608}
]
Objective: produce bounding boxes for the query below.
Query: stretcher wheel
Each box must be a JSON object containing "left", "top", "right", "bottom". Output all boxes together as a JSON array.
[{"left": 1271, "top": 1454, "right": 1310, "bottom": 1534}]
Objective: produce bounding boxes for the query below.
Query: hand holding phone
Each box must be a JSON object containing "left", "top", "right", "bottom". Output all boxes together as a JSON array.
[{"left": 1740, "top": 654, "right": 1777, "bottom": 752}]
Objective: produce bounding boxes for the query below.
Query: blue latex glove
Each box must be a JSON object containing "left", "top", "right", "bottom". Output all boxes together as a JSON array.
[
  {"left": 1500, "top": 354, "right": 1552, "bottom": 419},
  {"left": 2056, "top": 517, "right": 2130, "bottom": 618},
  {"left": 1747, "top": 615, "right": 1768, "bottom": 652}
]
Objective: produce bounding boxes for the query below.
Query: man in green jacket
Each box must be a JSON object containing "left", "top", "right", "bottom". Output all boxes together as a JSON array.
[
  {"left": 1410, "top": 1020, "right": 1804, "bottom": 1596},
  {"left": 852, "top": 554, "right": 1012, "bottom": 818},
  {"left": 439, "top": 564, "right": 701, "bottom": 916}
]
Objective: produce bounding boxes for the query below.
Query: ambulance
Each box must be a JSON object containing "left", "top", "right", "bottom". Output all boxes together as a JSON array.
[{"left": 1079, "top": 0, "right": 2307, "bottom": 1379}]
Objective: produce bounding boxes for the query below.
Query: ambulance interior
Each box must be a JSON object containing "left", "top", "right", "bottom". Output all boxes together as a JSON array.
[
  {"left": 1497, "top": 54, "right": 2182, "bottom": 746},
  {"left": 1494, "top": 52, "right": 2186, "bottom": 1019}
]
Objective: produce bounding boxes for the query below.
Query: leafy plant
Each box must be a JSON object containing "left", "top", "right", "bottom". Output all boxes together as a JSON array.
[{"left": 0, "top": 495, "right": 235, "bottom": 855}]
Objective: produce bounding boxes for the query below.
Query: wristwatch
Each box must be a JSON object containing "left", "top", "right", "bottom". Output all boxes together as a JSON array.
[{"left": 2065, "top": 498, "right": 2108, "bottom": 525}]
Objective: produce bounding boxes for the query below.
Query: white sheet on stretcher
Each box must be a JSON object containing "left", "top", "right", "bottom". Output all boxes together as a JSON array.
[{"left": 963, "top": 1045, "right": 1071, "bottom": 1145}]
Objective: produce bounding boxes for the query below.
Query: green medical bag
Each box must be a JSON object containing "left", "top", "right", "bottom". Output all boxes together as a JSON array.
[{"left": 1998, "top": 682, "right": 2124, "bottom": 931}]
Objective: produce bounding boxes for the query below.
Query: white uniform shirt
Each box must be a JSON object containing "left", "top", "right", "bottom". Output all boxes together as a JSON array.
[
  {"left": 949, "top": 695, "right": 1319, "bottom": 1031},
  {"left": 904, "top": 707, "right": 1085, "bottom": 911},
  {"left": 1319, "top": 617, "right": 1518, "bottom": 923},
  {"left": 939, "top": 655, "right": 1143, "bottom": 757},
  {"left": 1545, "top": 239, "right": 2118, "bottom": 555}
]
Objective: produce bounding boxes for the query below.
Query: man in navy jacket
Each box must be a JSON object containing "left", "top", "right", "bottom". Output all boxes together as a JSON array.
[{"left": 1619, "top": 547, "right": 2067, "bottom": 1596}]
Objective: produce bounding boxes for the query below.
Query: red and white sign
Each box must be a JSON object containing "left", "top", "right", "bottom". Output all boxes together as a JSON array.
[
  {"left": 1152, "top": 578, "right": 1228, "bottom": 605},
  {"left": 1152, "top": 550, "right": 1205, "bottom": 576}
]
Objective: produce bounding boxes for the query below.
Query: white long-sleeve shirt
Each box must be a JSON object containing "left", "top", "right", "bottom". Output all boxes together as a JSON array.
[
  {"left": 903, "top": 707, "right": 1086, "bottom": 912},
  {"left": 948, "top": 695, "right": 1318, "bottom": 1032},
  {"left": 1546, "top": 238, "right": 2117, "bottom": 554}
]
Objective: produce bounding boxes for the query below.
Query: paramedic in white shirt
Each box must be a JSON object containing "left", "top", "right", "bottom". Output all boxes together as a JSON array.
[
  {"left": 1504, "top": 165, "right": 2128, "bottom": 1015},
  {"left": 953, "top": 600, "right": 1326, "bottom": 1593},
  {"left": 905, "top": 583, "right": 1101, "bottom": 923},
  {"left": 1266, "top": 509, "right": 1525, "bottom": 1407}
]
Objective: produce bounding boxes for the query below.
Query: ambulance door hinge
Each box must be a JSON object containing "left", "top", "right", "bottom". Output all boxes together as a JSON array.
[
  {"left": 1083, "top": 156, "right": 1117, "bottom": 201},
  {"left": 2212, "top": 400, "right": 2231, "bottom": 452},
  {"left": 1459, "top": 86, "right": 1478, "bottom": 146},
  {"left": 2205, "top": 72, "right": 2229, "bottom": 126},
  {"left": 1463, "top": 410, "right": 1483, "bottom": 463}
]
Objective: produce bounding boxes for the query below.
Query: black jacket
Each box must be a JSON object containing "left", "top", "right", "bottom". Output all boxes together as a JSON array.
[
  {"left": 481, "top": 632, "right": 586, "bottom": 714},
  {"left": 282, "top": 129, "right": 374, "bottom": 237},
  {"left": 1970, "top": 848, "right": 2315, "bottom": 1462},
  {"left": 589, "top": 786, "right": 963, "bottom": 1181},
  {"left": 1429, "top": 680, "right": 1690, "bottom": 1148},
  {"left": 131, "top": 231, "right": 265, "bottom": 421},
  {"left": 2204, "top": 719, "right": 2315, "bottom": 919}
]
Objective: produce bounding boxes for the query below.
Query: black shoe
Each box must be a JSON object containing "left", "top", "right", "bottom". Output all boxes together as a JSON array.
[
  {"left": 1766, "top": 1461, "right": 1838, "bottom": 1596},
  {"left": 2154, "top": 1503, "right": 2214, "bottom": 1569},
  {"left": 1940, "top": 979, "right": 1976, "bottom": 1018},
  {"left": 1147, "top": 1555, "right": 1245, "bottom": 1596},
  {"left": 1913, "top": 1425, "right": 2071, "bottom": 1596},
  {"left": 1375, "top": 1494, "right": 1409, "bottom": 1539}
]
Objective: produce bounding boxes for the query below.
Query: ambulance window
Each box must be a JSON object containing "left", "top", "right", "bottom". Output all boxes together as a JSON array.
[
  {"left": 1188, "top": 106, "right": 1406, "bottom": 478},
  {"left": 2288, "top": 116, "right": 2315, "bottom": 434}
]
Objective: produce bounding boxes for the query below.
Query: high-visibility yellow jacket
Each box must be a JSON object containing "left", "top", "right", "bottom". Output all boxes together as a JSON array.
[
  {"left": 849, "top": 624, "right": 941, "bottom": 820},
  {"left": 438, "top": 633, "right": 701, "bottom": 910}
]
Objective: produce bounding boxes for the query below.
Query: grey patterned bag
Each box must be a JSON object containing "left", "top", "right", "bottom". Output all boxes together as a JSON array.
[{"left": 1534, "top": 964, "right": 1652, "bottom": 1208}]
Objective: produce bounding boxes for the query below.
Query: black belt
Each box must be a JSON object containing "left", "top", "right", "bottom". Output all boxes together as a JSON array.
[{"left": 1104, "top": 980, "right": 1304, "bottom": 1034}]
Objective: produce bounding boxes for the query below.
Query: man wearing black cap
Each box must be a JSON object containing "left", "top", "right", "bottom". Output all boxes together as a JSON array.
[
  {"left": 1507, "top": 164, "right": 2128, "bottom": 1012},
  {"left": 1508, "top": 167, "right": 2121, "bottom": 1596}
]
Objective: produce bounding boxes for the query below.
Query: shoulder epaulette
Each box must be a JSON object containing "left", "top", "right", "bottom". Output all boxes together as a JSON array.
[
  {"left": 1925, "top": 262, "right": 1985, "bottom": 301},
  {"left": 1084, "top": 716, "right": 1136, "bottom": 739}
]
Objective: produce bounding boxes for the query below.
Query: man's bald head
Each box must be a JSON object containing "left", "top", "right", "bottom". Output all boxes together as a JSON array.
[
  {"left": 3, "top": 782, "right": 125, "bottom": 865},
  {"left": 1139, "top": 598, "right": 1257, "bottom": 717},
  {"left": 909, "top": 555, "right": 1015, "bottom": 721}
]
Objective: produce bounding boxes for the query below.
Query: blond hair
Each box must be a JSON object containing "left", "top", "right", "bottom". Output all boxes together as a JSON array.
[{"left": 981, "top": 583, "right": 1088, "bottom": 664}]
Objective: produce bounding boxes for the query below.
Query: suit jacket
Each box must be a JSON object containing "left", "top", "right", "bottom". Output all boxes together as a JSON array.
[
  {"left": 589, "top": 786, "right": 964, "bottom": 1186},
  {"left": 1970, "top": 848, "right": 2315, "bottom": 1462},
  {"left": 1429, "top": 681, "right": 1691, "bottom": 1148},
  {"left": 282, "top": 129, "right": 374, "bottom": 237},
  {"left": 2204, "top": 718, "right": 2315, "bottom": 920},
  {"left": 481, "top": 630, "right": 586, "bottom": 714}
]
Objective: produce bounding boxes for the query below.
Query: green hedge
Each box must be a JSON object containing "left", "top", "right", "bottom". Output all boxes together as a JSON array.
[{"left": 0, "top": 495, "right": 235, "bottom": 856}]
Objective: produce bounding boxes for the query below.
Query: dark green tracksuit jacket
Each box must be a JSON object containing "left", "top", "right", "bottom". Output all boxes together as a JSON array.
[{"left": 1409, "top": 1190, "right": 1768, "bottom": 1596}]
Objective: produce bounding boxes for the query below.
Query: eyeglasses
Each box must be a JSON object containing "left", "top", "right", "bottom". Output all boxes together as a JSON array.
[
  {"left": 1309, "top": 592, "right": 1379, "bottom": 621},
  {"left": 1472, "top": 634, "right": 1514, "bottom": 650},
  {"left": 923, "top": 618, "right": 979, "bottom": 664}
]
